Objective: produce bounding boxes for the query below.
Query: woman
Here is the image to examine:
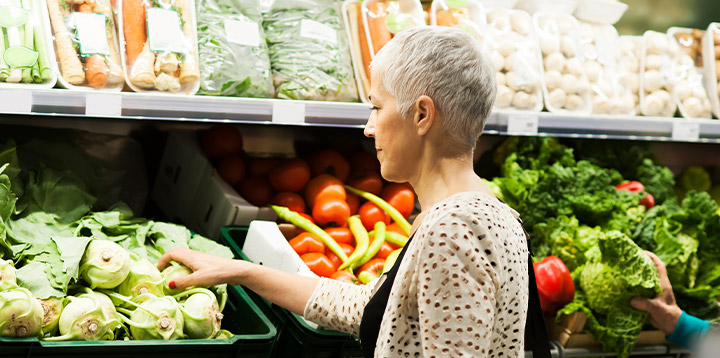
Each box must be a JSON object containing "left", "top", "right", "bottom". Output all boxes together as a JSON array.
[{"left": 158, "top": 26, "right": 537, "bottom": 357}]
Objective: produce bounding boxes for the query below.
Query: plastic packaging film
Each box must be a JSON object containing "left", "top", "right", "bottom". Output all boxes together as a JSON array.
[
  {"left": 263, "top": 0, "right": 358, "bottom": 102},
  {"left": 617, "top": 36, "right": 642, "bottom": 114},
  {"left": 486, "top": 8, "right": 542, "bottom": 111},
  {"left": 534, "top": 11, "right": 591, "bottom": 114},
  {"left": 430, "top": 0, "right": 487, "bottom": 44},
  {"left": 701, "top": 23, "right": 720, "bottom": 118},
  {"left": 118, "top": 0, "right": 200, "bottom": 94},
  {"left": 196, "top": 0, "right": 273, "bottom": 97}
]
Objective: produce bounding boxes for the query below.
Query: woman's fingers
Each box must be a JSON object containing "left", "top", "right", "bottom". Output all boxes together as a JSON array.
[{"left": 157, "top": 247, "right": 195, "bottom": 271}]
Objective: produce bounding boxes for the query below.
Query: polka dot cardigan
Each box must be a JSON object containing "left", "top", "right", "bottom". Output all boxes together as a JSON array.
[{"left": 304, "top": 192, "right": 530, "bottom": 357}]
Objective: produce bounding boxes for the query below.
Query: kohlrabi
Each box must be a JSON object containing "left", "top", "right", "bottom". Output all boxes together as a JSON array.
[
  {"left": 118, "top": 256, "right": 164, "bottom": 300},
  {"left": 0, "top": 287, "right": 44, "bottom": 337},
  {"left": 161, "top": 261, "right": 193, "bottom": 295},
  {"left": 80, "top": 240, "right": 131, "bottom": 289},
  {"left": 175, "top": 288, "right": 223, "bottom": 339},
  {"left": 108, "top": 292, "right": 185, "bottom": 340},
  {"left": 45, "top": 289, "right": 121, "bottom": 341},
  {"left": 39, "top": 297, "right": 64, "bottom": 335},
  {"left": 0, "top": 258, "right": 18, "bottom": 291}
]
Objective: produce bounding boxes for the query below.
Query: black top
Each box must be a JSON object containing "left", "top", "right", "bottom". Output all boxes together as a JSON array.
[{"left": 358, "top": 234, "right": 413, "bottom": 358}]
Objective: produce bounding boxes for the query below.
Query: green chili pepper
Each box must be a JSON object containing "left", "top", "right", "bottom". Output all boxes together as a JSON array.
[
  {"left": 353, "top": 222, "right": 386, "bottom": 270},
  {"left": 357, "top": 270, "right": 377, "bottom": 284},
  {"left": 384, "top": 231, "right": 409, "bottom": 247},
  {"left": 271, "top": 205, "right": 348, "bottom": 262},
  {"left": 382, "top": 248, "right": 403, "bottom": 274},
  {"left": 338, "top": 215, "right": 369, "bottom": 271},
  {"left": 345, "top": 185, "right": 411, "bottom": 235}
]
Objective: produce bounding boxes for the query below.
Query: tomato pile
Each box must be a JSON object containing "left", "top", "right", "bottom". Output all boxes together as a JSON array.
[{"left": 199, "top": 125, "right": 416, "bottom": 284}]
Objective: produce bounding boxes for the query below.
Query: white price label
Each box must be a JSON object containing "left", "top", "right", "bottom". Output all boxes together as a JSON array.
[
  {"left": 225, "top": 19, "right": 260, "bottom": 47},
  {"left": 74, "top": 13, "right": 110, "bottom": 56},
  {"left": 672, "top": 121, "right": 700, "bottom": 141},
  {"left": 272, "top": 101, "right": 305, "bottom": 124},
  {"left": 507, "top": 114, "right": 539, "bottom": 135},
  {"left": 147, "top": 8, "right": 184, "bottom": 53},
  {"left": 0, "top": 90, "right": 32, "bottom": 113},
  {"left": 300, "top": 19, "right": 337, "bottom": 45},
  {"left": 85, "top": 93, "right": 122, "bottom": 117}
]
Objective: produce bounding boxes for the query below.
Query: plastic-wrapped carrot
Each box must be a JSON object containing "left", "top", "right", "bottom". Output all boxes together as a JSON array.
[
  {"left": 93, "top": 0, "right": 124, "bottom": 85},
  {"left": 78, "top": 2, "right": 108, "bottom": 88},
  {"left": 364, "top": 1, "right": 392, "bottom": 55},
  {"left": 345, "top": 185, "right": 411, "bottom": 235},
  {"left": 47, "top": 0, "right": 85, "bottom": 84},
  {"left": 173, "top": 0, "right": 199, "bottom": 84},
  {"left": 122, "top": 0, "right": 147, "bottom": 66},
  {"left": 435, "top": 10, "right": 458, "bottom": 27},
  {"left": 353, "top": 2, "right": 371, "bottom": 81}
]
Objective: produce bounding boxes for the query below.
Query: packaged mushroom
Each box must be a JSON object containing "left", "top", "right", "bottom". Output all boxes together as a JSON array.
[
  {"left": 485, "top": 8, "right": 541, "bottom": 111},
  {"left": 578, "top": 22, "right": 635, "bottom": 115},
  {"left": 701, "top": 23, "right": 720, "bottom": 118},
  {"left": 617, "top": 36, "right": 642, "bottom": 112},
  {"left": 639, "top": 30, "right": 712, "bottom": 118},
  {"left": 670, "top": 27, "right": 704, "bottom": 67},
  {"left": 533, "top": 12, "right": 591, "bottom": 114}
]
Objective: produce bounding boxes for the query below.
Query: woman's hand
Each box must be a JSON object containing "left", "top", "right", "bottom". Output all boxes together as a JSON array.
[
  {"left": 630, "top": 251, "right": 683, "bottom": 336},
  {"left": 157, "top": 248, "right": 247, "bottom": 290}
]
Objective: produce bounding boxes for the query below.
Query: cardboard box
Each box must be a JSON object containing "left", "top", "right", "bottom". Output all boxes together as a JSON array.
[
  {"left": 152, "top": 132, "right": 276, "bottom": 238},
  {"left": 550, "top": 311, "right": 667, "bottom": 348}
]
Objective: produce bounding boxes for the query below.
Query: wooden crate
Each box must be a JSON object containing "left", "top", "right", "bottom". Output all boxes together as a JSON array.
[{"left": 550, "top": 311, "right": 667, "bottom": 348}]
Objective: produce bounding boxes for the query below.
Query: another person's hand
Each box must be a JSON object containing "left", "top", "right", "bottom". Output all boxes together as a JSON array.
[
  {"left": 157, "top": 248, "right": 247, "bottom": 290},
  {"left": 630, "top": 251, "right": 683, "bottom": 336}
]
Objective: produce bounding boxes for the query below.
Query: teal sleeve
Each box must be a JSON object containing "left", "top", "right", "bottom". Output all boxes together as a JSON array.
[{"left": 666, "top": 311, "right": 711, "bottom": 350}]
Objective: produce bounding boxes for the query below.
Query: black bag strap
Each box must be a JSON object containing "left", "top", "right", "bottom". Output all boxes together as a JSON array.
[{"left": 518, "top": 219, "right": 552, "bottom": 358}]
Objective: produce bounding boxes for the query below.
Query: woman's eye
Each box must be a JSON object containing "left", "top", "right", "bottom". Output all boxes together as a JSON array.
[{"left": 370, "top": 106, "right": 379, "bottom": 111}]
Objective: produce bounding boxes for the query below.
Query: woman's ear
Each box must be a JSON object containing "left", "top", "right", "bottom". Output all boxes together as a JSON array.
[{"left": 414, "top": 95, "right": 436, "bottom": 136}]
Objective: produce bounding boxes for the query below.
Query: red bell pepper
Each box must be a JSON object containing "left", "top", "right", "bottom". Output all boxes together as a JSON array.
[
  {"left": 615, "top": 181, "right": 655, "bottom": 209},
  {"left": 533, "top": 256, "right": 575, "bottom": 316}
]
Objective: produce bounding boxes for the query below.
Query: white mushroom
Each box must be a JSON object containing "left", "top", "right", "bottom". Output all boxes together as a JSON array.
[
  {"left": 545, "top": 70, "right": 563, "bottom": 91},
  {"left": 544, "top": 52, "right": 565, "bottom": 72}
]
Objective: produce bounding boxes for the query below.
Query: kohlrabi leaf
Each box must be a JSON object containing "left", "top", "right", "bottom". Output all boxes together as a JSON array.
[
  {"left": 189, "top": 234, "right": 233, "bottom": 259},
  {"left": 52, "top": 236, "right": 92, "bottom": 286},
  {"left": 16, "top": 262, "right": 64, "bottom": 299}
]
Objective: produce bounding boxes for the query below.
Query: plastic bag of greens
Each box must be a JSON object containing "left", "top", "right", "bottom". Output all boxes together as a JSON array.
[
  {"left": 196, "top": 0, "right": 273, "bottom": 97},
  {"left": 264, "top": 0, "right": 358, "bottom": 101}
]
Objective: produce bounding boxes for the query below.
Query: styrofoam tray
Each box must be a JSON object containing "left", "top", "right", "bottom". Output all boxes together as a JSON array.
[
  {"left": 702, "top": 23, "right": 720, "bottom": 118},
  {"left": 533, "top": 11, "right": 592, "bottom": 115},
  {"left": 116, "top": 0, "right": 200, "bottom": 95},
  {"left": 342, "top": 0, "right": 370, "bottom": 104},
  {"left": 0, "top": 0, "right": 58, "bottom": 89},
  {"left": 49, "top": 0, "right": 124, "bottom": 91},
  {"left": 487, "top": 8, "right": 543, "bottom": 112}
]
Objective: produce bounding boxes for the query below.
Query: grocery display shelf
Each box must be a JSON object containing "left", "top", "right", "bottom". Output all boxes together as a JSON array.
[{"left": 1, "top": 88, "right": 720, "bottom": 143}]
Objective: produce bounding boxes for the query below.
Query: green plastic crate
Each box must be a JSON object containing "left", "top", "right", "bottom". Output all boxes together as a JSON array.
[
  {"left": 221, "top": 226, "right": 365, "bottom": 358},
  {"left": 0, "top": 282, "right": 276, "bottom": 358}
]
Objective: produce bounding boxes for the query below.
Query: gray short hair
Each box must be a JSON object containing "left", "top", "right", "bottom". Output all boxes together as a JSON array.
[{"left": 371, "top": 26, "right": 496, "bottom": 149}]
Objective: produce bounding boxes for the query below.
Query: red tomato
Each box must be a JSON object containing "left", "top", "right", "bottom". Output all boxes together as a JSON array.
[
  {"left": 358, "top": 201, "right": 390, "bottom": 231},
  {"left": 358, "top": 258, "right": 386, "bottom": 276},
  {"left": 325, "top": 227, "right": 354, "bottom": 246},
  {"left": 237, "top": 176, "right": 274, "bottom": 207},
  {"left": 347, "top": 151, "right": 380, "bottom": 175},
  {"left": 268, "top": 158, "right": 311, "bottom": 193},
  {"left": 326, "top": 243, "right": 355, "bottom": 270},
  {"left": 347, "top": 171, "right": 383, "bottom": 196},
  {"left": 299, "top": 213, "right": 314, "bottom": 223},
  {"left": 200, "top": 125, "right": 244, "bottom": 160},
  {"left": 289, "top": 232, "right": 324, "bottom": 256},
  {"left": 272, "top": 192, "right": 307, "bottom": 213},
  {"left": 300, "top": 253, "right": 335, "bottom": 278},
  {"left": 312, "top": 198, "right": 351, "bottom": 227},
  {"left": 374, "top": 242, "right": 393, "bottom": 260},
  {"left": 304, "top": 174, "right": 346, "bottom": 208},
  {"left": 380, "top": 183, "right": 415, "bottom": 218},
  {"left": 247, "top": 158, "right": 281, "bottom": 176},
  {"left": 386, "top": 223, "right": 406, "bottom": 235},
  {"left": 217, "top": 156, "right": 246, "bottom": 187},
  {"left": 346, "top": 192, "right": 360, "bottom": 215},
  {"left": 330, "top": 270, "right": 359, "bottom": 284},
  {"left": 307, "top": 150, "right": 350, "bottom": 182}
]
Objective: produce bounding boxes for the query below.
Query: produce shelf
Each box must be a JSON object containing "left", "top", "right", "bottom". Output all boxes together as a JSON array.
[{"left": 1, "top": 88, "right": 720, "bottom": 142}]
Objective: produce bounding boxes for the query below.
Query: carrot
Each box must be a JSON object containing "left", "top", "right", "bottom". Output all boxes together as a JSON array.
[
  {"left": 365, "top": 1, "right": 391, "bottom": 55},
  {"left": 123, "top": 0, "right": 146, "bottom": 66},
  {"left": 354, "top": 3, "right": 371, "bottom": 81},
  {"left": 93, "top": 0, "right": 124, "bottom": 85},
  {"left": 435, "top": 10, "right": 457, "bottom": 27},
  {"left": 77, "top": 2, "right": 108, "bottom": 88}
]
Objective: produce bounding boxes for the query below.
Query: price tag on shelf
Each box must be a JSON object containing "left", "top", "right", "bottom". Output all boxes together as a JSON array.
[
  {"left": 507, "top": 114, "right": 539, "bottom": 135},
  {"left": 85, "top": 94, "right": 122, "bottom": 117},
  {"left": 0, "top": 90, "right": 32, "bottom": 114},
  {"left": 272, "top": 101, "right": 305, "bottom": 125},
  {"left": 671, "top": 121, "right": 700, "bottom": 142}
]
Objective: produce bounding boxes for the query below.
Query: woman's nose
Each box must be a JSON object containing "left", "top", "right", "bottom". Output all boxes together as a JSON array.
[{"left": 364, "top": 115, "right": 375, "bottom": 138}]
